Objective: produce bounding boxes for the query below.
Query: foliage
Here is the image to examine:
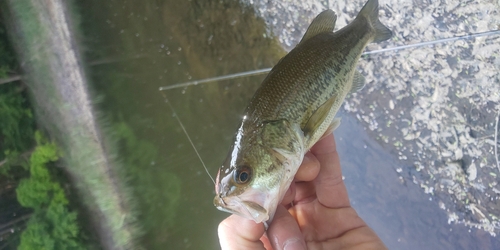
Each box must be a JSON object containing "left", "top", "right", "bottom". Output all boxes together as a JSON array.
[
  {"left": 0, "top": 14, "right": 34, "bottom": 249},
  {"left": 0, "top": 85, "right": 34, "bottom": 160},
  {"left": 0, "top": 18, "right": 34, "bottom": 166},
  {"left": 15, "top": 131, "right": 88, "bottom": 250},
  {"left": 113, "top": 121, "right": 181, "bottom": 229},
  {"left": 1, "top": 7, "right": 94, "bottom": 250},
  {"left": 0, "top": 19, "right": 16, "bottom": 78}
]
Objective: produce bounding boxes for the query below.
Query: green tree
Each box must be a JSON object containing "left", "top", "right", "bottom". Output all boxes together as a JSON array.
[
  {"left": 16, "top": 132, "right": 87, "bottom": 250},
  {"left": 0, "top": 19, "right": 34, "bottom": 169}
]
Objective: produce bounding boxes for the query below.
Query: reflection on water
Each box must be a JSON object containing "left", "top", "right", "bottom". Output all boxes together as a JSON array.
[
  {"left": 80, "top": 0, "right": 283, "bottom": 249},
  {"left": 79, "top": 0, "right": 499, "bottom": 249}
]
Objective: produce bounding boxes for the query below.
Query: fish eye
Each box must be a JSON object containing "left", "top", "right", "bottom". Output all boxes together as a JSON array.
[{"left": 234, "top": 165, "right": 252, "bottom": 184}]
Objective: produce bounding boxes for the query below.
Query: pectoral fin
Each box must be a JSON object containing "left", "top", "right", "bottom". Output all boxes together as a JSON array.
[
  {"left": 298, "top": 10, "right": 337, "bottom": 45},
  {"left": 350, "top": 71, "right": 366, "bottom": 94},
  {"left": 303, "top": 95, "right": 337, "bottom": 138}
]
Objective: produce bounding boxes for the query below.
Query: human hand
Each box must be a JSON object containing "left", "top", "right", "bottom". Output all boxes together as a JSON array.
[{"left": 218, "top": 133, "right": 387, "bottom": 250}]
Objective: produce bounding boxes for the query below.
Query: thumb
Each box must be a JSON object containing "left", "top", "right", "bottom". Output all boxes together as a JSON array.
[
  {"left": 267, "top": 205, "right": 306, "bottom": 250},
  {"left": 218, "top": 214, "right": 267, "bottom": 250}
]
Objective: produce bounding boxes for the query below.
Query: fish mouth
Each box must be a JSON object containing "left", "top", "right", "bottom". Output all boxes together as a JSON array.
[
  {"left": 213, "top": 195, "right": 269, "bottom": 223},
  {"left": 213, "top": 195, "right": 229, "bottom": 211}
]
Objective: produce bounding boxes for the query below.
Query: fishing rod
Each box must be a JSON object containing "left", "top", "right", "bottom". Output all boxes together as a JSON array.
[{"left": 158, "top": 29, "right": 500, "bottom": 91}]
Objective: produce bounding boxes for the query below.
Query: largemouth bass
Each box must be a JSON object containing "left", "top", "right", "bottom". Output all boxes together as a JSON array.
[{"left": 214, "top": 0, "right": 392, "bottom": 223}]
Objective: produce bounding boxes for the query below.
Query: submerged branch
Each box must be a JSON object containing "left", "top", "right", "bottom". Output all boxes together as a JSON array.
[
  {"left": 0, "top": 75, "right": 22, "bottom": 84},
  {"left": 0, "top": 213, "right": 31, "bottom": 233},
  {"left": 0, "top": 148, "right": 34, "bottom": 169}
]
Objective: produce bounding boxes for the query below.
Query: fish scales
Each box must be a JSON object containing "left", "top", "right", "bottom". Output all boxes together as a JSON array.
[
  {"left": 246, "top": 29, "right": 373, "bottom": 147},
  {"left": 214, "top": 0, "right": 392, "bottom": 224}
]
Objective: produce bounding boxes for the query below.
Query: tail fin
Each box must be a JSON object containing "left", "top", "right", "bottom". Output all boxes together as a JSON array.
[{"left": 358, "top": 0, "right": 392, "bottom": 43}]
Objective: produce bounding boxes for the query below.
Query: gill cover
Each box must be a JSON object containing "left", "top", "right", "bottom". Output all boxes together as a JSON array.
[{"left": 214, "top": 119, "right": 305, "bottom": 223}]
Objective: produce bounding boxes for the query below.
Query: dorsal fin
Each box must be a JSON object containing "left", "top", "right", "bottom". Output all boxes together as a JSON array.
[{"left": 298, "top": 10, "right": 337, "bottom": 45}]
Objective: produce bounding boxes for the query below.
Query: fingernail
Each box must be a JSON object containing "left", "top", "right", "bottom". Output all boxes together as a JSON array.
[
  {"left": 283, "top": 238, "right": 306, "bottom": 250},
  {"left": 302, "top": 153, "right": 313, "bottom": 164}
]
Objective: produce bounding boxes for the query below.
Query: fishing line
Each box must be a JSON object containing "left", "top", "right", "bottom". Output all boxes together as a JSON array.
[
  {"left": 158, "top": 29, "right": 500, "bottom": 91},
  {"left": 363, "top": 29, "right": 500, "bottom": 55},
  {"left": 159, "top": 29, "right": 500, "bottom": 183},
  {"left": 159, "top": 68, "right": 271, "bottom": 91},
  {"left": 160, "top": 91, "right": 216, "bottom": 184},
  {"left": 495, "top": 112, "right": 499, "bottom": 173}
]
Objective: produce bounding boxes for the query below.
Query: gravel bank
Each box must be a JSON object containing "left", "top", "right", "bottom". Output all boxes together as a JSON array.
[{"left": 250, "top": 0, "right": 500, "bottom": 236}]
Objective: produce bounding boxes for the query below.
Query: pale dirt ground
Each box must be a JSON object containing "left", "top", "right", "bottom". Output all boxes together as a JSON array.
[{"left": 250, "top": 0, "right": 500, "bottom": 236}]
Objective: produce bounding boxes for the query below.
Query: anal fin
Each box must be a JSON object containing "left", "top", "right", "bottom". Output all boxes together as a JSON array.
[
  {"left": 350, "top": 71, "right": 366, "bottom": 94},
  {"left": 319, "top": 117, "right": 341, "bottom": 141}
]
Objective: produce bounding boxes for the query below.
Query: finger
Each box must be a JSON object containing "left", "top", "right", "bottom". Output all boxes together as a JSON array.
[
  {"left": 218, "top": 214, "right": 266, "bottom": 250},
  {"left": 295, "top": 152, "right": 320, "bottom": 182},
  {"left": 283, "top": 152, "right": 319, "bottom": 206},
  {"left": 328, "top": 226, "right": 388, "bottom": 250},
  {"left": 300, "top": 205, "right": 367, "bottom": 240},
  {"left": 301, "top": 205, "right": 387, "bottom": 249},
  {"left": 293, "top": 180, "right": 316, "bottom": 204},
  {"left": 310, "top": 134, "right": 350, "bottom": 208},
  {"left": 281, "top": 181, "right": 296, "bottom": 206},
  {"left": 260, "top": 234, "right": 273, "bottom": 250},
  {"left": 267, "top": 205, "right": 306, "bottom": 250}
]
